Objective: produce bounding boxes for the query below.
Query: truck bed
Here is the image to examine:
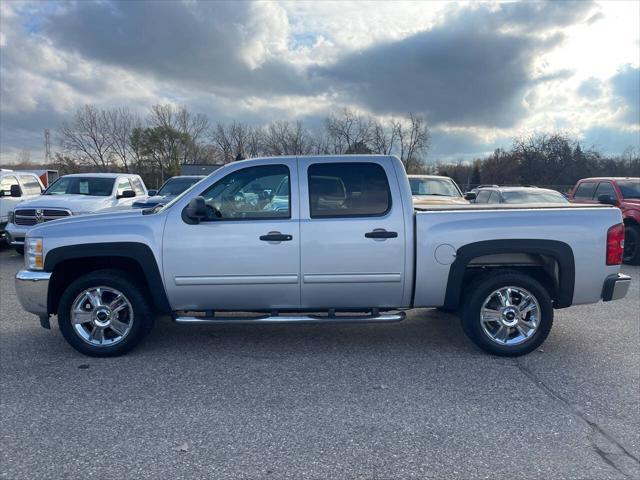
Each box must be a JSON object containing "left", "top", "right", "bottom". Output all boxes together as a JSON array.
[{"left": 414, "top": 203, "right": 610, "bottom": 212}]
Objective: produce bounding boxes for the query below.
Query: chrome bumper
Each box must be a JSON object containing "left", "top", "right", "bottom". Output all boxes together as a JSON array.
[
  {"left": 602, "top": 273, "right": 631, "bottom": 302},
  {"left": 15, "top": 270, "right": 51, "bottom": 318},
  {"left": 6, "top": 223, "right": 28, "bottom": 245}
]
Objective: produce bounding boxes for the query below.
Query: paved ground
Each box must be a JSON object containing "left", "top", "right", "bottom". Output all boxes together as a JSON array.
[{"left": 1, "top": 246, "right": 638, "bottom": 480}]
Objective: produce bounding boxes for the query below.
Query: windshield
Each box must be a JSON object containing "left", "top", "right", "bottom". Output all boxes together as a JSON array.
[
  {"left": 617, "top": 180, "right": 640, "bottom": 199},
  {"left": 502, "top": 190, "right": 568, "bottom": 204},
  {"left": 44, "top": 177, "right": 115, "bottom": 196},
  {"left": 409, "top": 177, "right": 461, "bottom": 197},
  {"left": 157, "top": 177, "right": 202, "bottom": 196}
]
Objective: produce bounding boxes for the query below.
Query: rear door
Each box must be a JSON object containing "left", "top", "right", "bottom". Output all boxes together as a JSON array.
[{"left": 299, "top": 157, "right": 406, "bottom": 309}]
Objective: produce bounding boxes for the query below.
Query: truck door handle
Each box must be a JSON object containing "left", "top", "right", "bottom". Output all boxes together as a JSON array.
[
  {"left": 259, "top": 232, "right": 293, "bottom": 242},
  {"left": 365, "top": 230, "right": 398, "bottom": 239}
]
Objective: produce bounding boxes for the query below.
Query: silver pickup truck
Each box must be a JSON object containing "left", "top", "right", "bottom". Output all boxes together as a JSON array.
[{"left": 15, "top": 155, "right": 630, "bottom": 357}]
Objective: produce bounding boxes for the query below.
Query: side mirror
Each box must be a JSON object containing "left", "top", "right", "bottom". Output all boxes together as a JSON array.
[
  {"left": 597, "top": 194, "right": 617, "bottom": 206},
  {"left": 464, "top": 192, "right": 477, "bottom": 201},
  {"left": 183, "top": 196, "right": 207, "bottom": 224},
  {"left": 118, "top": 190, "right": 136, "bottom": 199},
  {"left": 147, "top": 189, "right": 158, "bottom": 196},
  {"left": 10, "top": 185, "right": 22, "bottom": 197}
]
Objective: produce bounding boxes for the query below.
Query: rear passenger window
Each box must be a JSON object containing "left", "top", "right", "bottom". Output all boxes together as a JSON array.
[
  {"left": 475, "top": 190, "right": 491, "bottom": 203},
  {"left": 595, "top": 182, "right": 615, "bottom": 198},
  {"left": 130, "top": 178, "right": 146, "bottom": 196},
  {"left": 19, "top": 175, "right": 42, "bottom": 195},
  {"left": 308, "top": 163, "right": 391, "bottom": 218},
  {"left": 574, "top": 182, "right": 596, "bottom": 199},
  {"left": 117, "top": 179, "right": 133, "bottom": 196}
]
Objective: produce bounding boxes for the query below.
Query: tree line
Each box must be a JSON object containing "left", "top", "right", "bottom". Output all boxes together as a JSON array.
[
  {"left": 3, "top": 103, "right": 638, "bottom": 190},
  {"left": 49, "top": 104, "right": 429, "bottom": 187}
]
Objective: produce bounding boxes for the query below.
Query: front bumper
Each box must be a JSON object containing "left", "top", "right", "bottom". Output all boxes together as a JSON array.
[
  {"left": 602, "top": 273, "right": 631, "bottom": 302},
  {"left": 5, "top": 222, "right": 29, "bottom": 246},
  {"left": 15, "top": 270, "right": 51, "bottom": 320}
]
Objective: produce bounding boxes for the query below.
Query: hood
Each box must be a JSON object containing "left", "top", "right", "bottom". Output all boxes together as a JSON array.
[
  {"left": 132, "top": 194, "right": 174, "bottom": 208},
  {"left": 28, "top": 209, "right": 144, "bottom": 236},
  {"left": 412, "top": 195, "right": 469, "bottom": 205},
  {"left": 14, "top": 194, "right": 113, "bottom": 213}
]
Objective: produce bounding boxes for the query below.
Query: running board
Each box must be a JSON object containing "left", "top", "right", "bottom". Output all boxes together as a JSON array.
[{"left": 174, "top": 312, "right": 406, "bottom": 325}]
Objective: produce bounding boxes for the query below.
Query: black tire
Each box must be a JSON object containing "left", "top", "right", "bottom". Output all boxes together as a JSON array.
[
  {"left": 15, "top": 246, "right": 24, "bottom": 255},
  {"left": 461, "top": 270, "right": 553, "bottom": 357},
  {"left": 57, "top": 269, "right": 154, "bottom": 357},
  {"left": 623, "top": 225, "right": 640, "bottom": 265}
]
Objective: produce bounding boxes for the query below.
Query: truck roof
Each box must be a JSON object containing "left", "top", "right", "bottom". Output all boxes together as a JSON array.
[
  {"left": 61, "top": 173, "right": 139, "bottom": 178},
  {"left": 578, "top": 177, "right": 640, "bottom": 181}
]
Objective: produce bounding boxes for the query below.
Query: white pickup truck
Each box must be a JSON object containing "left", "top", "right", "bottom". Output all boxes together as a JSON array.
[
  {"left": 14, "top": 155, "right": 630, "bottom": 357},
  {"left": 6, "top": 173, "right": 147, "bottom": 254}
]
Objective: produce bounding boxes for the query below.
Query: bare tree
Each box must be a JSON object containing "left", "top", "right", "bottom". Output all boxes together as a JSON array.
[
  {"left": 148, "top": 104, "right": 209, "bottom": 164},
  {"left": 59, "top": 105, "right": 115, "bottom": 170},
  {"left": 106, "top": 107, "right": 140, "bottom": 172},
  {"left": 210, "top": 121, "right": 257, "bottom": 162},
  {"left": 325, "top": 108, "right": 373, "bottom": 154},
  {"left": 262, "top": 120, "right": 311, "bottom": 156},
  {"left": 371, "top": 119, "right": 400, "bottom": 155},
  {"left": 397, "top": 113, "right": 430, "bottom": 172}
]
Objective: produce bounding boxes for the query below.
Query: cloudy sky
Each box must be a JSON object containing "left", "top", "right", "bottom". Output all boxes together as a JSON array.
[{"left": 1, "top": 0, "right": 638, "bottom": 163}]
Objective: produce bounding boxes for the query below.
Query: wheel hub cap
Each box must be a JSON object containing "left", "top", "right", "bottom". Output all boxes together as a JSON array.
[
  {"left": 94, "top": 307, "right": 112, "bottom": 327},
  {"left": 480, "top": 286, "right": 541, "bottom": 346},
  {"left": 501, "top": 307, "right": 519, "bottom": 327},
  {"left": 70, "top": 286, "right": 134, "bottom": 347}
]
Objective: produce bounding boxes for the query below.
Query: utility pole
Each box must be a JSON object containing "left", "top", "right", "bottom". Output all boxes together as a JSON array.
[{"left": 44, "top": 129, "right": 51, "bottom": 163}]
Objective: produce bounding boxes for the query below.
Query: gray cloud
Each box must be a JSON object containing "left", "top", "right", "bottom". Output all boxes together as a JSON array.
[
  {"left": 42, "top": 1, "right": 310, "bottom": 97},
  {"left": 314, "top": 1, "right": 593, "bottom": 127},
  {"left": 578, "top": 77, "right": 603, "bottom": 99},
  {"left": 610, "top": 65, "right": 640, "bottom": 125}
]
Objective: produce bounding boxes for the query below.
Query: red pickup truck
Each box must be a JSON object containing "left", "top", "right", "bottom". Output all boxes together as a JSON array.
[{"left": 569, "top": 177, "right": 640, "bottom": 264}]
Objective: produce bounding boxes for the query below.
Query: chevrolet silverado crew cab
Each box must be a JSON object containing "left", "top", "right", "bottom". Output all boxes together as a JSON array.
[
  {"left": 15, "top": 155, "right": 630, "bottom": 357},
  {"left": 6, "top": 173, "right": 147, "bottom": 254}
]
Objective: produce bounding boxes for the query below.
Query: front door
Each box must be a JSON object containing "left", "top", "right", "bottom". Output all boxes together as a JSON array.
[
  {"left": 163, "top": 159, "right": 300, "bottom": 311},
  {"left": 299, "top": 157, "right": 406, "bottom": 309}
]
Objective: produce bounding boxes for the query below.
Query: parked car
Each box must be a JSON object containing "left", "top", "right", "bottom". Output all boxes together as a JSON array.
[
  {"left": 408, "top": 175, "right": 469, "bottom": 205},
  {"left": 132, "top": 175, "right": 204, "bottom": 209},
  {"left": 0, "top": 170, "right": 44, "bottom": 244},
  {"left": 14, "top": 155, "right": 629, "bottom": 358},
  {"left": 473, "top": 186, "right": 569, "bottom": 205},
  {"left": 6, "top": 173, "right": 147, "bottom": 254},
  {"left": 569, "top": 177, "right": 640, "bottom": 264}
]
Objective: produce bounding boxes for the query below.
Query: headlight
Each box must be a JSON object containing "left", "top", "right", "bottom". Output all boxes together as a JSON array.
[
  {"left": 8, "top": 211, "right": 14, "bottom": 224},
  {"left": 25, "top": 237, "right": 43, "bottom": 270}
]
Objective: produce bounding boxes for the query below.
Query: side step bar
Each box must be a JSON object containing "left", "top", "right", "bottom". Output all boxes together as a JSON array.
[{"left": 174, "top": 312, "right": 406, "bottom": 325}]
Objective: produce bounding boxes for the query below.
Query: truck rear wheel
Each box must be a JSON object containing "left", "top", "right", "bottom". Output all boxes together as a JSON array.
[
  {"left": 57, "top": 269, "right": 154, "bottom": 357},
  {"left": 461, "top": 271, "right": 553, "bottom": 357},
  {"left": 623, "top": 225, "right": 640, "bottom": 265}
]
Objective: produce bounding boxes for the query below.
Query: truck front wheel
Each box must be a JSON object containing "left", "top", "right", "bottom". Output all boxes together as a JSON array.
[
  {"left": 461, "top": 271, "right": 553, "bottom": 357},
  {"left": 57, "top": 269, "right": 154, "bottom": 357}
]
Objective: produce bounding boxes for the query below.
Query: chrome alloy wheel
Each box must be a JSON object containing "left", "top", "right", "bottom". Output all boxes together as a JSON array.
[
  {"left": 480, "top": 286, "right": 540, "bottom": 346},
  {"left": 71, "top": 287, "right": 134, "bottom": 346}
]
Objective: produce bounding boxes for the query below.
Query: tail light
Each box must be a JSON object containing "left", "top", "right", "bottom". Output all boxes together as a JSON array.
[{"left": 606, "top": 223, "right": 625, "bottom": 265}]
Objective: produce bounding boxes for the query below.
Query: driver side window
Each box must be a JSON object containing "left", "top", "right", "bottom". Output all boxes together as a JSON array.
[{"left": 200, "top": 165, "right": 290, "bottom": 220}]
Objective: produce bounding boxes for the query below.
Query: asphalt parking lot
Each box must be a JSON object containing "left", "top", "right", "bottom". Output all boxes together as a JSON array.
[{"left": 0, "top": 247, "right": 638, "bottom": 479}]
